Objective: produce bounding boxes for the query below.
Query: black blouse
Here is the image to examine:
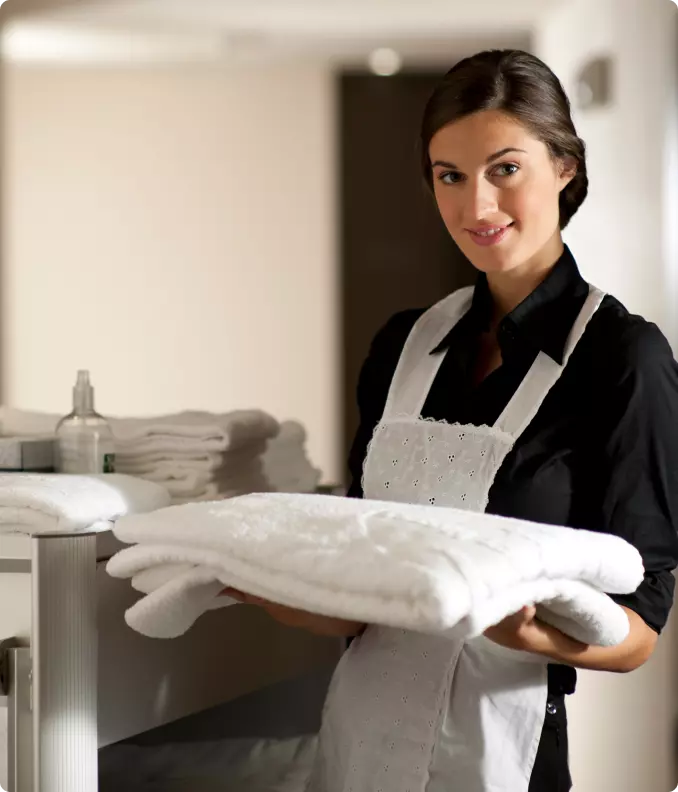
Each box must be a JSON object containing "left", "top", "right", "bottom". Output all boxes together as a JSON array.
[{"left": 347, "top": 246, "right": 678, "bottom": 695}]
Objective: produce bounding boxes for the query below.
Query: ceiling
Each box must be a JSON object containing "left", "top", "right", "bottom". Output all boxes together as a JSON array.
[{"left": 1, "top": 0, "right": 567, "bottom": 66}]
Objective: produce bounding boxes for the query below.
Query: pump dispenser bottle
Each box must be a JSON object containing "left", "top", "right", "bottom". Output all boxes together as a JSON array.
[{"left": 55, "top": 370, "right": 116, "bottom": 474}]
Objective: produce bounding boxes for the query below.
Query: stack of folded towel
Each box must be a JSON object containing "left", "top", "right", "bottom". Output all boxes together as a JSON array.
[
  {"left": 111, "top": 410, "right": 281, "bottom": 503},
  {"left": 107, "top": 491, "right": 645, "bottom": 646},
  {"left": 0, "top": 407, "right": 322, "bottom": 504},
  {"left": 0, "top": 472, "right": 170, "bottom": 534}
]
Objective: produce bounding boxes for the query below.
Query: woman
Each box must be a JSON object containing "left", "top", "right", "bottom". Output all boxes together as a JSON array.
[{"left": 226, "top": 49, "right": 678, "bottom": 791}]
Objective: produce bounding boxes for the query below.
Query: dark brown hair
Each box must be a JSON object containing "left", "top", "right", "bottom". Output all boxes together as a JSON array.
[{"left": 420, "top": 49, "right": 588, "bottom": 230}]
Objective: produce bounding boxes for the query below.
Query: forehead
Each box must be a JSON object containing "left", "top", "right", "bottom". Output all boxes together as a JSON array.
[{"left": 429, "top": 109, "right": 543, "bottom": 161}]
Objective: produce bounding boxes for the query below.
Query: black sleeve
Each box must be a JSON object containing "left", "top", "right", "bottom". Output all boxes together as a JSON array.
[
  {"left": 590, "top": 319, "right": 678, "bottom": 633},
  {"left": 346, "top": 310, "right": 424, "bottom": 499}
]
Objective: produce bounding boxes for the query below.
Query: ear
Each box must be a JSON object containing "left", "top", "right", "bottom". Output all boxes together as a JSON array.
[{"left": 558, "top": 156, "right": 577, "bottom": 191}]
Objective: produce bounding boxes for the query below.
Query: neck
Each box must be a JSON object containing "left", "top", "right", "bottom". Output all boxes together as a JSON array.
[{"left": 486, "top": 235, "right": 565, "bottom": 324}]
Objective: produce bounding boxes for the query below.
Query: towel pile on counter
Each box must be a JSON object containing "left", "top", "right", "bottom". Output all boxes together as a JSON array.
[
  {"left": 0, "top": 407, "right": 322, "bottom": 504},
  {"left": 111, "top": 411, "right": 307, "bottom": 504},
  {"left": 107, "top": 491, "right": 644, "bottom": 647},
  {"left": 0, "top": 473, "right": 170, "bottom": 534}
]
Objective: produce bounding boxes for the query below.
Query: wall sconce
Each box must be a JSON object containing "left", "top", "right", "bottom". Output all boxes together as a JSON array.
[{"left": 575, "top": 56, "right": 614, "bottom": 110}]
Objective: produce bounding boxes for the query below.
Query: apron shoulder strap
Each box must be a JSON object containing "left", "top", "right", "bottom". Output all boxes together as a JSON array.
[
  {"left": 495, "top": 285, "right": 606, "bottom": 438},
  {"left": 381, "top": 286, "right": 475, "bottom": 420}
]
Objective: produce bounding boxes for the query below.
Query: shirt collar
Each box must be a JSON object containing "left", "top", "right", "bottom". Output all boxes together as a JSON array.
[{"left": 430, "top": 245, "right": 590, "bottom": 365}]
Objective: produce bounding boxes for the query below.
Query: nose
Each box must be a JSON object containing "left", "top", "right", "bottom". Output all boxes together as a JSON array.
[{"left": 465, "top": 177, "right": 498, "bottom": 223}]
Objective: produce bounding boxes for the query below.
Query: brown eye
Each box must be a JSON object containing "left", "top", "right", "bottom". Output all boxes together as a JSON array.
[
  {"left": 494, "top": 163, "right": 519, "bottom": 178},
  {"left": 438, "top": 170, "right": 463, "bottom": 185}
]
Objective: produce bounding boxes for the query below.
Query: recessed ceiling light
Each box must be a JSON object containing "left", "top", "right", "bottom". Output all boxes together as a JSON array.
[{"left": 368, "top": 48, "right": 402, "bottom": 76}]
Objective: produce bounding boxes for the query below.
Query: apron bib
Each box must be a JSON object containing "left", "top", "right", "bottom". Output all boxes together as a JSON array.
[{"left": 307, "top": 284, "right": 605, "bottom": 792}]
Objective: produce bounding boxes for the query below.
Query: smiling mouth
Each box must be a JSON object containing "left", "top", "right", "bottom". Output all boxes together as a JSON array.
[
  {"left": 465, "top": 222, "right": 515, "bottom": 247},
  {"left": 467, "top": 223, "right": 514, "bottom": 237}
]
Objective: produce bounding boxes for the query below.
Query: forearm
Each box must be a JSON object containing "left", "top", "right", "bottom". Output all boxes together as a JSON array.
[
  {"left": 531, "top": 607, "right": 657, "bottom": 673},
  {"left": 304, "top": 617, "right": 367, "bottom": 637}
]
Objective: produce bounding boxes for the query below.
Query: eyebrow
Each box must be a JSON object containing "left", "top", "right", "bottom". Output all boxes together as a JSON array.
[{"left": 431, "top": 147, "right": 528, "bottom": 170}]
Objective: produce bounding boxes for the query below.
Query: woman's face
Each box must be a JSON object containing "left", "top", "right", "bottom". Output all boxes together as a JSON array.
[{"left": 428, "top": 109, "right": 575, "bottom": 276}]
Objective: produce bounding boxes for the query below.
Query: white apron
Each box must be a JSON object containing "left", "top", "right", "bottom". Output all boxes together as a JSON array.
[{"left": 306, "top": 283, "right": 605, "bottom": 792}]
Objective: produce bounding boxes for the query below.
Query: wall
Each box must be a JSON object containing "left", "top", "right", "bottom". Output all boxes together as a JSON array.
[
  {"left": 536, "top": 0, "right": 678, "bottom": 339},
  {"left": 534, "top": 2, "right": 678, "bottom": 791},
  {"left": 0, "top": 63, "right": 341, "bottom": 481},
  {"left": 1, "top": 0, "right": 88, "bottom": 18}
]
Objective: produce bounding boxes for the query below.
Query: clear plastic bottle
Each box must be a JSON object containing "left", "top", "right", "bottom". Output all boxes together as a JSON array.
[{"left": 55, "top": 370, "right": 116, "bottom": 474}]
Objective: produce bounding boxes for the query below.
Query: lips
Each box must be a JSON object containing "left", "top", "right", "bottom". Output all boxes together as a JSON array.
[{"left": 466, "top": 222, "right": 514, "bottom": 247}]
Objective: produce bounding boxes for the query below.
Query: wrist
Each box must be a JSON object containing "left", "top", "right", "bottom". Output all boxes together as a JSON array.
[
  {"left": 309, "top": 618, "right": 367, "bottom": 638},
  {"left": 528, "top": 621, "right": 588, "bottom": 662}
]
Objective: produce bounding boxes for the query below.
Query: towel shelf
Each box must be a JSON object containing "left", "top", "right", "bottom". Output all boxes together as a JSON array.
[{"left": 0, "top": 529, "right": 343, "bottom": 792}]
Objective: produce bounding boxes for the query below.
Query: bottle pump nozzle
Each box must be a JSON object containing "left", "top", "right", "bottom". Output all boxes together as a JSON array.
[{"left": 73, "top": 369, "right": 95, "bottom": 414}]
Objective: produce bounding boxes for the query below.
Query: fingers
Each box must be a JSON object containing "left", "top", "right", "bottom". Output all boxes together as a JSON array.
[
  {"left": 486, "top": 605, "right": 537, "bottom": 634},
  {"left": 247, "top": 594, "right": 277, "bottom": 608},
  {"left": 220, "top": 588, "right": 265, "bottom": 606},
  {"left": 220, "top": 587, "right": 246, "bottom": 601},
  {"left": 518, "top": 604, "right": 537, "bottom": 622},
  {"left": 220, "top": 587, "right": 277, "bottom": 608}
]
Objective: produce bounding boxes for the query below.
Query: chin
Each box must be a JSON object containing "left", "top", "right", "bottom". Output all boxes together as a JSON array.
[{"left": 458, "top": 243, "right": 522, "bottom": 275}]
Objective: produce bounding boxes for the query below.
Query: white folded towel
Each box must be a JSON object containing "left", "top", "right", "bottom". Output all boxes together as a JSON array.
[
  {"left": 113, "top": 435, "right": 256, "bottom": 456},
  {"left": 0, "top": 473, "right": 170, "bottom": 534},
  {"left": 117, "top": 421, "right": 321, "bottom": 501},
  {"left": 115, "top": 441, "right": 269, "bottom": 473},
  {"left": 113, "top": 410, "right": 278, "bottom": 444},
  {"left": 107, "top": 492, "right": 644, "bottom": 644},
  {"left": 0, "top": 407, "right": 280, "bottom": 452},
  {"left": 142, "top": 471, "right": 272, "bottom": 502},
  {"left": 117, "top": 458, "right": 266, "bottom": 487},
  {"left": 115, "top": 451, "right": 224, "bottom": 469}
]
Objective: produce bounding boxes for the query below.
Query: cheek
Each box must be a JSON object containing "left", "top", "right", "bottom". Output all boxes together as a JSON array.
[
  {"left": 433, "top": 187, "right": 464, "bottom": 228},
  {"left": 512, "top": 177, "right": 561, "bottom": 229}
]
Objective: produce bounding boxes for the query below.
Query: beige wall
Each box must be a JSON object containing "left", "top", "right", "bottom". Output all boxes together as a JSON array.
[
  {"left": 537, "top": 0, "right": 678, "bottom": 341},
  {"left": 1, "top": 63, "right": 341, "bottom": 481},
  {"left": 0, "top": 0, "right": 85, "bottom": 25},
  {"left": 535, "top": 2, "right": 678, "bottom": 790}
]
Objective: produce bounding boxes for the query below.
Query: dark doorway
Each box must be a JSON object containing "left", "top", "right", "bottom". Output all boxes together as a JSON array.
[{"left": 338, "top": 70, "right": 476, "bottom": 477}]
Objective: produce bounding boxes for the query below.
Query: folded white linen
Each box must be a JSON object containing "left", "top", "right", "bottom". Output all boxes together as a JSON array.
[
  {"left": 113, "top": 410, "right": 279, "bottom": 445},
  {"left": 0, "top": 407, "right": 58, "bottom": 436},
  {"left": 118, "top": 455, "right": 319, "bottom": 501},
  {"left": 0, "top": 473, "right": 170, "bottom": 534},
  {"left": 113, "top": 435, "right": 255, "bottom": 456},
  {"left": 116, "top": 459, "right": 267, "bottom": 488},
  {"left": 107, "top": 492, "right": 644, "bottom": 644},
  {"left": 114, "top": 452, "right": 223, "bottom": 471},
  {"left": 117, "top": 467, "right": 211, "bottom": 489},
  {"left": 0, "top": 407, "right": 280, "bottom": 452},
  {"left": 115, "top": 441, "right": 269, "bottom": 473},
  {"left": 150, "top": 471, "right": 272, "bottom": 501},
  {"left": 117, "top": 461, "right": 319, "bottom": 498},
  {"left": 131, "top": 563, "right": 238, "bottom": 610}
]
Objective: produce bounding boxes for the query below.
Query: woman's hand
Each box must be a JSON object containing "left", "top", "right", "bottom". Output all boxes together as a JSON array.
[
  {"left": 483, "top": 605, "right": 587, "bottom": 655},
  {"left": 483, "top": 604, "right": 657, "bottom": 673},
  {"left": 221, "top": 588, "right": 366, "bottom": 638}
]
